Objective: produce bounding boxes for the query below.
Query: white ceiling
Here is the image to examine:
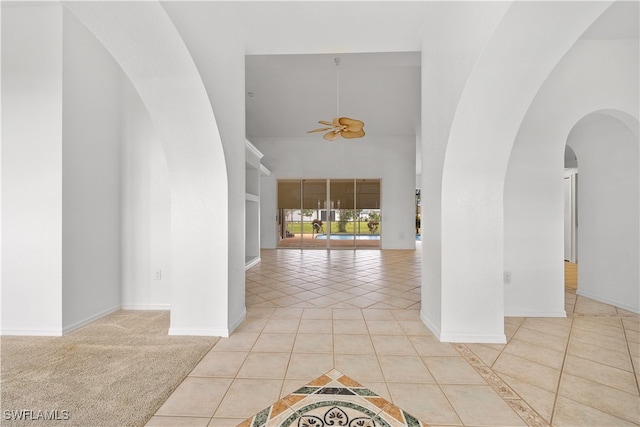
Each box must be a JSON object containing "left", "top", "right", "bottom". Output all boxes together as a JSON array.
[
  {"left": 245, "top": 52, "right": 421, "bottom": 139},
  {"left": 242, "top": 1, "right": 638, "bottom": 143}
]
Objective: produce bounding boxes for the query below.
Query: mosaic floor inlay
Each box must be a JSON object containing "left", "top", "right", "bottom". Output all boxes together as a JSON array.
[{"left": 239, "top": 369, "right": 427, "bottom": 427}]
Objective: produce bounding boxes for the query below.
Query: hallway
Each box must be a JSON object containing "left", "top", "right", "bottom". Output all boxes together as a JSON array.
[{"left": 147, "top": 247, "right": 639, "bottom": 426}]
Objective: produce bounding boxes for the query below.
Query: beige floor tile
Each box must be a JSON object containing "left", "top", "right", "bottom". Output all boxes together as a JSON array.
[
  {"left": 281, "top": 378, "right": 312, "bottom": 398},
  {"left": 387, "top": 383, "right": 462, "bottom": 426},
  {"left": 378, "top": 354, "right": 435, "bottom": 383},
  {"left": 563, "top": 354, "right": 639, "bottom": 395},
  {"left": 332, "top": 308, "right": 364, "bottom": 320},
  {"left": 248, "top": 300, "right": 279, "bottom": 308},
  {"left": 334, "top": 334, "right": 375, "bottom": 354},
  {"left": 251, "top": 333, "right": 296, "bottom": 353},
  {"left": 333, "top": 319, "right": 369, "bottom": 334},
  {"left": 558, "top": 373, "right": 640, "bottom": 424},
  {"left": 297, "top": 318, "right": 333, "bottom": 334},
  {"left": 236, "top": 352, "right": 290, "bottom": 379},
  {"left": 293, "top": 333, "right": 333, "bottom": 353},
  {"left": 189, "top": 351, "right": 248, "bottom": 378},
  {"left": 442, "top": 384, "right": 526, "bottom": 426},
  {"left": 285, "top": 352, "right": 334, "bottom": 380},
  {"left": 397, "top": 319, "right": 432, "bottom": 336},
  {"left": 244, "top": 307, "right": 276, "bottom": 319},
  {"left": 155, "top": 377, "right": 233, "bottom": 417},
  {"left": 245, "top": 295, "right": 266, "bottom": 306},
  {"left": 391, "top": 309, "right": 421, "bottom": 320},
  {"left": 521, "top": 317, "right": 572, "bottom": 338},
  {"left": 234, "top": 317, "right": 268, "bottom": 333},
  {"left": 358, "top": 380, "right": 392, "bottom": 401},
  {"left": 261, "top": 318, "right": 300, "bottom": 334},
  {"left": 210, "top": 333, "right": 259, "bottom": 352},
  {"left": 503, "top": 338, "right": 566, "bottom": 370},
  {"left": 344, "top": 296, "right": 379, "bottom": 308},
  {"left": 365, "top": 319, "right": 405, "bottom": 335},
  {"left": 301, "top": 308, "right": 333, "bottom": 320},
  {"left": 571, "top": 327, "right": 629, "bottom": 353},
  {"left": 493, "top": 352, "right": 561, "bottom": 393},
  {"left": 575, "top": 297, "right": 619, "bottom": 315},
  {"left": 573, "top": 317, "right": 625, "bottom": 337},
  {"left": 408, "top": 335, "right": 460, "bottom": 356},
  {"left": 512, "top": 326, "right": 569, "bottom": 353},
  {"left": 214, "top": 379, "right": 283, "bottom": 419},
  {"left": 497, "top": 372, "right": 556, "bottom": 422},
  {"left": 259, "top": 290, "right": 287, "bottom": 301},
  {"left": 370, "top": 334, "right": 417, "bottom": 355},
  {"left": 567, "top": 338, "right": 633, "bottom": 371},
  {"left": 552, "top": 395, "right": 639, "bottom": 426},
  {"left": 208, "top": 418, "right": 247, "bottom": 427},
  {"left": 622, "top": 317, "right": 640, "bottom": 332},
  {"left": 335, "top": 354, "right": 385, "bottom": 382},
  {"left": 422, "top": 356, "right": 486, "bottom": 385},
  {"left": 308, "top": 295, "right": 341, "bottom": 307},
  {"left": 145, "top": 416, "right": 211, "bottom": 426},
  {"left": 362, "top": 309, "right": 396, "bottom": 320},
  {"left": 626, "top": 328, "right": 640, "bottom": 346}
]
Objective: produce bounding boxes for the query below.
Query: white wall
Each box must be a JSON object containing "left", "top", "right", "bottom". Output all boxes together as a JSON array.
[
  {"left": 252, "top": 135, "right": 416, "bottom": 250},
  {"left": 568, "top": 114, "right": 639, "bottom": 313},
  {"left": 120, "top": 72, "right": 171, "bottom": 310},
  {"left": 420, "top": 2, "right": 510, "bottom": 341},
  {"left": 65, "top": 2, "right": 231, "bottom": 337},
  {"left": 1, "top": 5, "right": 64, "bottom": 335},
  {"left": 504, "top": 39, "right": 639, "bottom": 316},
  {"left": 260, "top": 174, "right": 278, "bottom": 249},
  {"left": 162, "top": 2, "right": 248, "bottom": 332},
  {"left": 61, "top": 9, "right": 122, "bottom": 331}
]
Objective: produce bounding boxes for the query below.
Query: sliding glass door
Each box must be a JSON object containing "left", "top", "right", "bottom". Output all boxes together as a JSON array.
[
  {"left": 355, "top": 179, "right": 381, "bottom": 248},
  {"left": 277, "top": 179, "right": 381, "bottom": 249},
  {"left": 302, "top": 179, "right": 328, "bottom": 248}
]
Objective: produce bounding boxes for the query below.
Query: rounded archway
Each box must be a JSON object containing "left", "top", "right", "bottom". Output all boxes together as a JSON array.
[
  {"left": 566, "top": 110, "right": 639, "bottom": 313},
  {"left": 65, "top": 2, "right": 231, "bottom": 335}
]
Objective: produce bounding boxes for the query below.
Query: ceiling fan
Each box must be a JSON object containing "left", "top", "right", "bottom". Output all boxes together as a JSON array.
[{"left": 307, "top": 57, "right": 365, "bottom": 141}]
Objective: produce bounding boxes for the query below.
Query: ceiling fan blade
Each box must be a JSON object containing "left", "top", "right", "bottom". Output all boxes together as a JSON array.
[
  {"left": 318, "top": 120, "right": 335, "bottom": 127},
  {"left": 341, "top": 129, "right": 365, "bottom": 139},
  {"left": 323, "top": 131, "right": 341, "bottom": 141},
  {"left": 307, "top": 127, "right": 333, "bottom": 133}
]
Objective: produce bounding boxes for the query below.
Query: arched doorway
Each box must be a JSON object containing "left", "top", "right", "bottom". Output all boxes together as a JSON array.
[{"left": 566, "top": 111, "right": 639, "bottom": 313}]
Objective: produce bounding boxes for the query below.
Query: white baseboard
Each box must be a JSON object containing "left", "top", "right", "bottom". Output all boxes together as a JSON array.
[
  {"left": 168, "top": 327, "right": 229, "bottom": 337},
  {"left": 62, "top": 305, "right": 121, "bottom": 335},
  {"left": 420, "top": 310, "right": 506, "bottom": 343},
  {"left": 419, "top": 310, "right": 441, "bottom": 339},
  {"left": 439, "top": 332, "right": 507, "bottom": 344},
  {"left": 576, "top": 290, "right": 640, "bottom": 314},
  {"left": 229, "top": 308, "right": 247, "bottom": 334},
  {"left": 245, "top": 257, "right": 261, "bottom": 270},
  {"left": 1, "top": 328, "right": 63, "bottom": 336},
  {"left": 504, "top": 311, "right": 567, "bottom": 318},
  {"left": 121, "top": 304, "right": 170, "bottom": 310}
]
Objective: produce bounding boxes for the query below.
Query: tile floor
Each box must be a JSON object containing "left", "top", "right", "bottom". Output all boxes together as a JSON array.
[{"left": 146, "top": 247, "right": 640, "bottom": 427}]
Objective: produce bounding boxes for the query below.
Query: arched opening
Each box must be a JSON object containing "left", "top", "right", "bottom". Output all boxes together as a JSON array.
[
  {"left": 564, "top": 145, "right": 578, "bottom": 291},
  {"left": 566, "top": 111, "right": 639, "bottom": 313}
]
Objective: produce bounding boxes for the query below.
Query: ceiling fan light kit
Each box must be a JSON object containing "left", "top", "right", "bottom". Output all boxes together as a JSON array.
[{"left": 307, "top": 57, "right": 365, "bottom": 141}]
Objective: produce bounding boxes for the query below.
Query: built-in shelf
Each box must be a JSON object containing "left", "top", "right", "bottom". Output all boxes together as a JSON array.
[{"left": 245, "top": 139, "right": 263, "bottom": 270}]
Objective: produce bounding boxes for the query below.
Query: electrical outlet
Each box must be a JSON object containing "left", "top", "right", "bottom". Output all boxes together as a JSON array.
[
  {"left": 503, "top": 271, "right": 511, "bottom": 284},
  {"left": 155, "top": 270, "right": 162, "bottom": 280}
]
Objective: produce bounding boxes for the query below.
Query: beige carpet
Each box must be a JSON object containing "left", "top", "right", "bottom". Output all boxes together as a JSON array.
[{"left": 1, "top": 310, "right": 218, "bottom": 427}]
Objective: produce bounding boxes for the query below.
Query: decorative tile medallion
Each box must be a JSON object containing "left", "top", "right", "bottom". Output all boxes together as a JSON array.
[{"left": 238, "top": 369, "right": 427, "bottom": 427}]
